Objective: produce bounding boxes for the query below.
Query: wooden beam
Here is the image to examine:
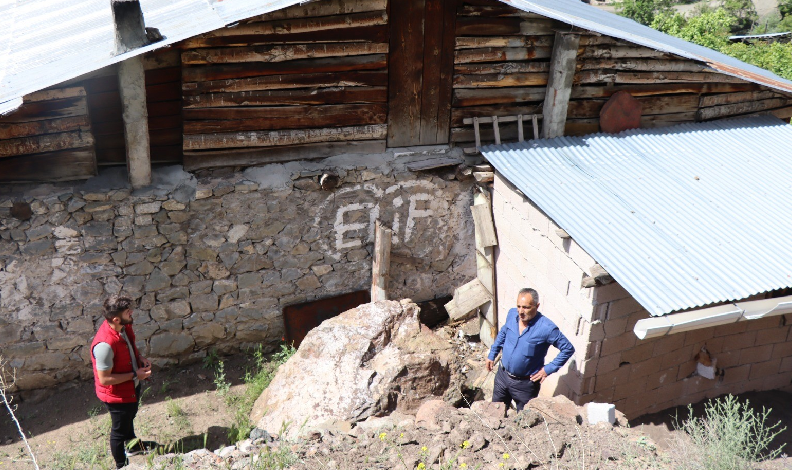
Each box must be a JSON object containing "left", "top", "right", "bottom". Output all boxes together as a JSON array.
[
  {"left": 183, "top": 124, "right": 387, "bottom": 150},
  {"left": 181, "top": 43, "right": 388, "bottom": 66},
  {"left": 406, "top": 156, "right": 463, "bottom": 171},
  {"left": 444, "top": 278, "right": 491, "bottom": 321},
  {"left": 371, "top": 221, "right": 393, "bottom": 302},
  {"left": 473, "top": 189, "right": 497, "bottom": 346},
  {"left": 542, "top": 32, "right": 580, "bottom": 139},
  {"left": 183, "top": 86, "right": 388, "bottom": 108},
  {"left": 471, "top": 203, "right": 498, "bottom": 248},
  {"left": 183, "top": 140, "right": 386, "bottom": 170}
]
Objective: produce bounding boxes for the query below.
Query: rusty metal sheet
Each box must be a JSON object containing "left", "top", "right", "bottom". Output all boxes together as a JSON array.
[
  {"left": 283, "top": 290, "right": 370, "bottom": 348},
  {"left": 600, "top": 91, "right": 642, "bottom": 134}
]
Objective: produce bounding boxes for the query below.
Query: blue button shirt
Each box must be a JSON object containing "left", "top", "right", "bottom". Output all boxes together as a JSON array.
[{"left": 487, "top": 309, "right": 575, "bottom": 377}]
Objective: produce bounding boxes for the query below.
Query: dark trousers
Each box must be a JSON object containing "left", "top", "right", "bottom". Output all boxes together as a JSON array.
[
  {"left": 492, "top": 367, "right": 541, "bottom": 411},
  {"left": 104, "top": 384, "right": 141, "bottom": 468}
]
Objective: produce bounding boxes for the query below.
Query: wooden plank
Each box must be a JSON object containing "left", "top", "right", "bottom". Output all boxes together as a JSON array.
[
  {"left": 578, "top": 59, "right": 710, "bottom": 73},
  {"left": 184, "top": 140, "right": 386, "bottom": 170},
  {"left": 455, "top": 17, "right": 558, "bottom": 35},
  {"left": 434, "top": 0, "right": 458, "bottom": 145},
  {"left": 444, "top": 278, "right": 491, "bottom": 321},
  {"left": 145, "top": 82, "right": 182, "bottom": 103},
  {"left": 419, "top": 0, "right": 444, "bottom": 145},
  {"left": 570, "top": 82, "right": 760, "bottom": 99},
  {"left": 579, "top": 46, "right": 673, "bottom": 59},
  {"left": 0, "top": 97, "right": 87, "bottom": 123},
  {"left": 699, "top": 90, "right": 783, "bottom": 107},
  {"left": 455, "top": 35, "right": 552, "bottom": 49},
  {"left": 0, "top": 148, "right": 97, "bottom": 182},
  {"left": 182, "top": 54, "right": 387, "bottom": 82},
  {"left": 697, "top": 98, "right": 791, "bottom": 120},
  {"left": 640, "top": 112, "right": 697, "bottom": 127},
  {"left": 451, "top": 123, "right": 526, "bottom": 143},
  {"left": 183, "top": 124, "right": 388, "bottom": 150},
  {"left": 452, "top": 105, "right": 543, "bottom": 127},
  {"left": 184, "top": 86, "right": 387, "bottom": 108},
  {"left": 144, "top": 66, "right": 182, "bottom": 85},
  {"left": 564, "top": 119, "right": 601, "bottom": 136},
  {"left": 25, "top": 87, "right": 86, "bottom": 103},
  {"left": 406, "top": 156, "right": 464, "bottom": 171},
  {"left": 455, "top": 46, "right": 552, "bottom": 63},
  {"left": 453, "top": 72, "right": 548, "bottom": 88},
  {"left": 371, "top": 221, "right": 393, "bottom": 302},
  {"left": 454, "top": 61, "right": 549, "bottom": 75},
  {"left": 471, "top": 203, "right": 498, "bottom": 248},
  {"left": 184, "top": 71, "right": 387, "bottom": 95},
  {"left": 246, "top": 0, "right": 388, "bottom": 22},
  {"left": 473, "top": 189, "right": 496, "bottom": 345},
  {"left": 453, "top": 87, "right": 546, "bottom": 106},
  {"left": 387, "top": 0, "right": 426, "bottom": 147},
  {"left": 0, "top": 116, "right": 89, "bottom": 140},
  {"left": 183, "top": 104, "right": 388, "bottom": 134},
  {"left": 182, "top": 42, "right": 388, "bottom": 65},
  {"left": 0, "top": 131, "right": 94, "bottom": 158},
  {"left": 199, "top": 11, "right": 388, "bottom": 38},
  {"left": 543, "top": 32, "right": 580, "bottom": 138},
  {"left": 566, "top": 94, "right": 700, "bottom": 119},
  {"left": 181, "top": 25, "right": 389, "bottom": 49},
  {"left": 575, "top": 71, "right": 745, "bottom": 85},
  {"left": 458, "top": 4, "right": 542, "bottom": 18},
  {"left": 474, "top": 171, "right": 494, "bottom": 182}
]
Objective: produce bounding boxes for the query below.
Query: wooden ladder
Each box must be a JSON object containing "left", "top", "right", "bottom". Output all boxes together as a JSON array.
[{"left": 463, "top": 114, "right": 543, "bottom": 154}]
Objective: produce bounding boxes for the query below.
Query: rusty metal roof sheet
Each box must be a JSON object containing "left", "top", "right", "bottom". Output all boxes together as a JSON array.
[
  {"left": 0, "top": 0, "right": 304, "bottom": 115},
  {"left": 482, "top": 115, "right": 792, "bottom": 316},
  {"left": 505, "top": 0, "right": 792, "bottom": 94}
]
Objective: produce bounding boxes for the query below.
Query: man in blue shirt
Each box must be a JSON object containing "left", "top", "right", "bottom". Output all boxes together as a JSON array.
[{"left": 486, "top": 288, "right": 575, "bottom": 411}]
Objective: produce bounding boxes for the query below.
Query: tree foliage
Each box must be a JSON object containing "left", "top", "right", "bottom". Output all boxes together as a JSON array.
[{"left": 615, "top": 0, "right": 674, "bottom": 25}]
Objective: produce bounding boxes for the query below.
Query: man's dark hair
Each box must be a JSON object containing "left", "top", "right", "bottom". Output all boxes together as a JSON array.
[
  {"left": 518, "top": 288, "right": 540, "bottom": 305},
  {"left": 103, "top": 295, "right": 134, "bottom": 320}
]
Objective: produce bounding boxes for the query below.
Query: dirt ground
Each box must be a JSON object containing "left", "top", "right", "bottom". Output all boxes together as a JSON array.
[
  {"left": 3, "top": 345, "right": 792, "bottom": 470},
  {"left": 0, "top": 354, "right": 253, "bottom": 469}
]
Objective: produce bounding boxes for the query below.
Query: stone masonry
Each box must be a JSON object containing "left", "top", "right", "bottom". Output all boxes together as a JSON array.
[{"left": 0, "top": 154, "right": 476, "bottom": 392}]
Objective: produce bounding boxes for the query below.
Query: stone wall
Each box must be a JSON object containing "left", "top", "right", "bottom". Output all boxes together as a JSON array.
[
  {"left": 581, "top": 282, "right": 792, "bottom": 418},
  {"left": 0, "top": 152, "right": 476, "bottom": 392},
  {"left": 491, "top": 173, "right": 594, "bottom": 401},
  {"left": 492, "top": 172, "right": 792, "bottom": 418}
]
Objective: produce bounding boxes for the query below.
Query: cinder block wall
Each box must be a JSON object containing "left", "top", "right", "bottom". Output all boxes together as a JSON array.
[
  {"left": 491, "top": 172, "right": 595, "bottom": 401},
  {"left": 492, "top": 171, "right": 792, "bottom": 417},
  {"left": 582, "top": 281, "right": 792, "bottom": 418}
]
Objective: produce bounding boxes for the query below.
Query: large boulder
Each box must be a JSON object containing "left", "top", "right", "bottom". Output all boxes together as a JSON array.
[{"left": 251, "top": 300, "right": 453, "bottom": 437}]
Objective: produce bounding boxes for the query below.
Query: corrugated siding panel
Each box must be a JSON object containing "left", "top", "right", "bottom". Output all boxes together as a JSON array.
[{"left": 483, "top": 115, "right": 792, "bottom": 316}]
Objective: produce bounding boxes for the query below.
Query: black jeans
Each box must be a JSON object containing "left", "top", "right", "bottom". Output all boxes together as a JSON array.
[
  {"left": 104, "top": 384, "right": 141, "bottom": 469},
  {"left": 492, "top": 367, "right": 541, "bottom": 411}
]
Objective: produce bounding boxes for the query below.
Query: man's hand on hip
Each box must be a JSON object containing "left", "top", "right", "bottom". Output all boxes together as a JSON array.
[
  {"left": 485, "top": 359, "right": 494, "bottom": 372},
  {"left": 530, "top": 367, "right": 548, "bottom": 383}
]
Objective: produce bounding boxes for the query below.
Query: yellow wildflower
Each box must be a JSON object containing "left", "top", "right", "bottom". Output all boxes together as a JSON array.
[
  {"left": 460, "top": 463, "right": 468, "bottom": 468},
  {"left": 502, "top": 453, "right": 510, "bottom": 459},
  {"left": 379, "top": 432, "right": 387, "bottom": 441},
  {"left": 416, "top": 463, "right": 426, "bottom": 470},
  {"left": 421, "top": 446, "right": 428, "bottom": 452}
]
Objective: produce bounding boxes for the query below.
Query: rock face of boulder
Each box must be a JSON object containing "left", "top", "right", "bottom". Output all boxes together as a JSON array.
[{"left": 251, "top": 300, "right": 453, "bottom": 437}]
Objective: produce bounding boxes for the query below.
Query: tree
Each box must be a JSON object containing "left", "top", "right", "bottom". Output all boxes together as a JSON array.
[
  {"left": 721, "top": 0, "right": 758, "bottom": 33},
  {"left": 615, "top": 0, "right": 674, "bottom": 26},
  {"left": 780, "top": 0, "right": 792, "bottom": 19}
]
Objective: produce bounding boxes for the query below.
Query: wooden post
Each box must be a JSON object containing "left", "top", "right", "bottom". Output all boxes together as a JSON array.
[
  {"left": 542, "top": 32, "right": 580, "bottom": 139},
  {"left": 371, "top": 220, "right": 392, "bottom": 302},
  {"left": 473, "top": 187, "right": 498, "bottom": 348},
  {"left": 112, "top": 0, "right": 151, "bottom": 189}
]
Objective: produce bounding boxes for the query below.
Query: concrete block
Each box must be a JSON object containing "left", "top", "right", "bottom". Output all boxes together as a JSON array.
[
  {"left": 720, "top": 331, "right": 758, "bottom": 353},
  {"left": 651, "top": 333, "right": 686, "bottom": 357},
  {"left": 745, "top": 316, "right": 779, "bottom": 332},
  {"left": 601, "top": 331, "right": 637, "bottom": 357},
  {"left": 592, "top": 282, "right": 630, "bottom": 307},
  {"left": 660, "top": 344, "right": 695, "bottom": 370},
  {"left": 754, "top": 327, "right": 789, "bottom": 346},
  {"left": 684, "top": 327, "right": 716, "bottom": 347},
  {"left": 613, "top": 378, "right": 645, "bottom": 401},
  {"left": 676, "top": 360, "right": 696, "bottom": 380},
  {"left": 712, "top": 320, "right": 748, "bottom": 337},
  {"left": 607, "top": 297, "right": 644, "bottom": 319},
  {"left": 628, "top": 355, "right": 664, "bottom": 380},
  {"left": 594, "top": 364, "right": 631, "bottom": 392},
  {"left": 645, "top": 366, "right": 678, "bottom": 392},
  {"left": 739, "top": 344, "right": 773, "bottom": 365},
  {"left": 759, "top": 371, "right": 792, "bottom": 390},
  {"left": 772, "top": 340, "right": 792, "bottom": 360},
  {"left": 749, "top": 358, "right": 782, "bottom": 380},
  {"left": 621, "top": 341, "right": 655, "bottom": 364},
  {"left": 585, "top": 403, "right": 616, "bottom": 425},
  {"left": 568, "top": 241, "right": 596, "bottom": 272}
]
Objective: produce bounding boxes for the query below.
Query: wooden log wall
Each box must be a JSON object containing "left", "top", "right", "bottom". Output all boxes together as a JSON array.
[
  {"left": 0, "top": 87, "right": 97, "bottom": 182},
  {"left": 82, "top": 49, "right": 183, "bottom": 166},
  {"left": 452, "top": 0, "right": 792, "bottom": 147},
  {"left": 180, "top": 0, "right": 390, "bottom": 170}
]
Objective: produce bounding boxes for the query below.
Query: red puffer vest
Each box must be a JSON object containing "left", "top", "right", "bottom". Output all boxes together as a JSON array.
[{"left": 91, "top": 320, "right": 140, "bottom": 404}]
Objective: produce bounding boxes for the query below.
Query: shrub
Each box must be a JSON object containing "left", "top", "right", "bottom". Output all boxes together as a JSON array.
[{"left": 671, "top": 394, "right": 786, "bottom": 470}]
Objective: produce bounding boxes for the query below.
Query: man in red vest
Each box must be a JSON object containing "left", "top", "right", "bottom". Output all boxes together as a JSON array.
[{"left": 91, "top": 295, "right": 153, "bottom": 468}]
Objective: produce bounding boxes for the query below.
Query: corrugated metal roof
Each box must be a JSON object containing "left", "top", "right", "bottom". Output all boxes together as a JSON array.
[
  {"left": 482, "top": 115, "right": 792, "bottom": 316},
  {"left": 505, "top": 0, "right": 792, "bottom": 94},
  {"left": 0, "top": 0, "right": 305, "bottom": 115}
]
